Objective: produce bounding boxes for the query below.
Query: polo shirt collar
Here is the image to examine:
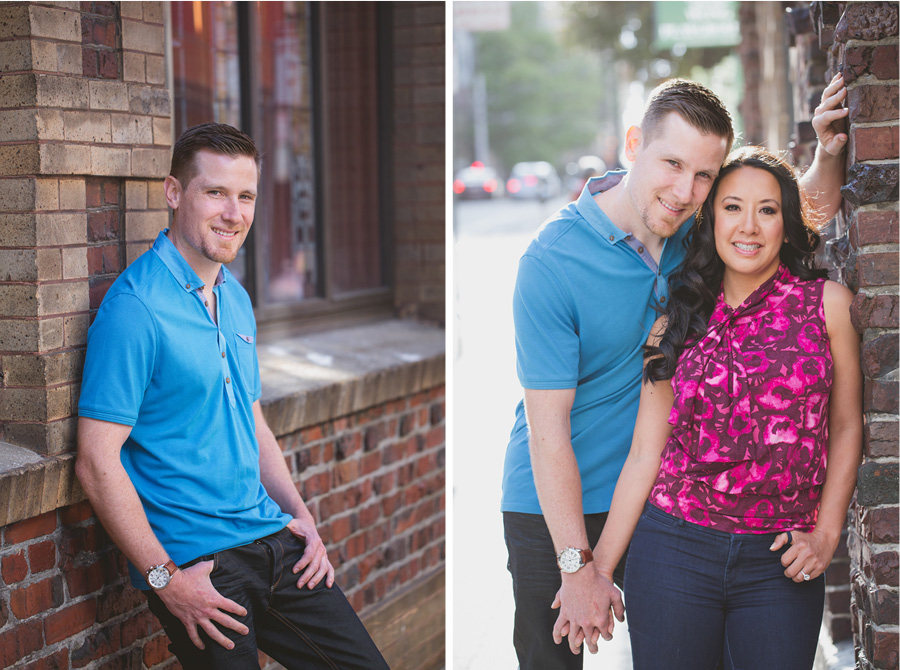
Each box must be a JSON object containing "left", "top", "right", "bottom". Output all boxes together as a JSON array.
[
  {"left": 575, "top": 170, "right": 632, "bottom": 244},
  {"left": 152, "top": 229, "right": 226, "bottom": 292}
]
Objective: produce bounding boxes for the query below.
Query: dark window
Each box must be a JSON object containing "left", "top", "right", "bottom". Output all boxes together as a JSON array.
[{"left": 169, "top": 1, "right": 391, "bottom": 326}]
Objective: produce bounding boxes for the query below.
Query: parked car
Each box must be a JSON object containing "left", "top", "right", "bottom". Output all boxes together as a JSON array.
[
  {"left": 506, "top": 161, "right": 562, "bottom": 201},
  {"left": 453, "top": 162, "right": 504, "bottom": 199}
]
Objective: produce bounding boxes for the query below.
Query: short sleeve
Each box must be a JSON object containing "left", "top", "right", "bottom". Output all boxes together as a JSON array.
[
  {"left": 78, "top": 293, "right": 157, "bottom": 426},
  {"left": 513, "top": 254, "right": 579, "bottom": 389}
]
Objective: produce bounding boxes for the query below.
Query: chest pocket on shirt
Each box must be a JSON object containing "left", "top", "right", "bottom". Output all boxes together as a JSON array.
[{"left": 232, "top": 333, "right": 257, "bottom": 393}]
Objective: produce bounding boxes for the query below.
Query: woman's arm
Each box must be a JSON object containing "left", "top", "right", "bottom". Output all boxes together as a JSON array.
[
  {"left": 772, "top": 280, "right": 863, "bottom": 581},
  {"left": 593, "top": 317, "right": 676, "bottom": 585}
]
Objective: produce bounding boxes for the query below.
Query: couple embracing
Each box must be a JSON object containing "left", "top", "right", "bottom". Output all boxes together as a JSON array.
[{"left": 502, "top": 76, "right": 863, "bottom": 670}]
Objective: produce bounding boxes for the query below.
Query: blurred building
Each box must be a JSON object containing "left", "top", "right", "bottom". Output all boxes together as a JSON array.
[
  {"left": 742, "top": 2, "right": 897, "bottom": 668},
  {"left": 0, "top": 2, "right": 445, "bottom": 669}
]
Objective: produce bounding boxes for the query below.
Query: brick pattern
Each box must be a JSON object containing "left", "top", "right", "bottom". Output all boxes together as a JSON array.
[
  {"left": 0, "top": 3, "right": 169, "bottom": 456},
  {"left": 801, "top": 2, "right": 899, "bottom": 668},
  {"left": 392, "top": 3, "right": 445, "bottom": 325},
  {"left": 81, "top": 2, "right": 120, "bottom": 80},
  {"left": 0, "top": 503, "right": 164, "bottom": 669},
  {"left": 0, "top": 173, "right": 89, "bottom": 456},
  {"left": 280, "top": 387, "right": 446, "bottom": 617},
  {"left": 85, "top": 177, "right": 124, "bottom": 311},
  {"left": 0, "top": 386, "right": 445, "bottom": 669}
]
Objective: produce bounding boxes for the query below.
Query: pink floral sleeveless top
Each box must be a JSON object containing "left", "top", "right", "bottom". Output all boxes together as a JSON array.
[{"left": 649, "top": 266, "right": 832, "bottom": 533}]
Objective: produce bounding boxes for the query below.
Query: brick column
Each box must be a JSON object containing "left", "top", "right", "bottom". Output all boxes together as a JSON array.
[
  {"left": 0, "top": 2, "right": 171, "bottom": 456},
  {"left": 817, "top": 2, "right": 899, "bottom": 668},
  {"left": 785, "top": 1, "right": 857, "bottom": 643}
]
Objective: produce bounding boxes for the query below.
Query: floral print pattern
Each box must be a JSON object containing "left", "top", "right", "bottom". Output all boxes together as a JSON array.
[{"left": 650, "top": 266, "right": 833, "bottom": 533}]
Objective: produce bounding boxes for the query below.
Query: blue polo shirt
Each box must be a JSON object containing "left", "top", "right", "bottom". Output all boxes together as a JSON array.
[
  {"left": 79, "top": 230, "right": 291, "bottom": 588},
  {"left": 501, "top": 172, "right": 692, "bottom": 515}
]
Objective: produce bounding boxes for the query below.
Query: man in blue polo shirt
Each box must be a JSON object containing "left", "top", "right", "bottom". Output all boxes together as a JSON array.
[
  {"left": 502, "top": 76, "right": 849, "bottom": 668},
  {"left": 76, "top": 123, "right": 388, "bottom": 669}
]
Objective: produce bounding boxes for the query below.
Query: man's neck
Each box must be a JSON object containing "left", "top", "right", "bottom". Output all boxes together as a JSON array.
[
  {"left": 593, "top": 177, "right": 666, "bottom": 261},
  {"left": 165, "top": 229, "right": 222, "bottom": 289}
]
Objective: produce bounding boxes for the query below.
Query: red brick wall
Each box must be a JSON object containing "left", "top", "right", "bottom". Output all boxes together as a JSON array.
[
  {"left": 798, "top": 3, "right": 899, "bottom": 668},
  {"left": 0, "top": 386, "right": 445, "bottom": 669},
  {"left": 278, "top": 387, "right": 446, "bottom": 616}
]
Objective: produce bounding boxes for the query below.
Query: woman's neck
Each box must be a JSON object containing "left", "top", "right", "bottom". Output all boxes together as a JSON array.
[{"left": 721, "top": 266, "right": 780, "bottom": 308}]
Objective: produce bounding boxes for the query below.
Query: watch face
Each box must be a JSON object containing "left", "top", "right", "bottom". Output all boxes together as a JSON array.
[
  {"left": 147, "top": 566, "right": 170, "bottom": 589},
  {"left": 558, "top": 548, "right": 583, "bottom": 573}
]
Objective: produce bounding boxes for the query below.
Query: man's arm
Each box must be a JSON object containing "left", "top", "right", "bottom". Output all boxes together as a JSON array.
[
  {"left": 526, "top": 388, "right": 624, "bottom": 655},
  {"left": 75, "top": 417, "right": 249, "bottom": 651},
  {"left": 253, "top": 400, "right": 334, "bottom": 589},
  {"left": 799, "top": 73, "right": 850, "bottom": 223}
]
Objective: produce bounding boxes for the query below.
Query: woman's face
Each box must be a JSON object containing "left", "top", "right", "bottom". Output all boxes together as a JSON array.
[{"left": 713, "top": 166, "right": 786, "bottom": 286}]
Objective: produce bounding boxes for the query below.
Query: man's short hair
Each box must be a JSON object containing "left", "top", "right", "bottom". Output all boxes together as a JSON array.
[
  {"left": 641, "top": 79, "right": 734, "bottom": 153},
  {"left": 169, "top": 122, "right": 261, "bottom": 187}
]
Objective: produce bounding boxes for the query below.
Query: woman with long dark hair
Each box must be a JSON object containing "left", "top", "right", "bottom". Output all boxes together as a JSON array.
[{"left": 586, "top": 146, "right": 863, "bottom": 669}]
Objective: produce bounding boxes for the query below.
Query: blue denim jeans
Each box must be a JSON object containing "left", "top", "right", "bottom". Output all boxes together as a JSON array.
[
  {"left": 503, "top": 512, "right": 626, "bottom": 670},
  {"left": 146, "top": 527, "right": 389, "bottom": 669},
  {"left": 624, "top": 504, "right": 824, "bottom": 670}
]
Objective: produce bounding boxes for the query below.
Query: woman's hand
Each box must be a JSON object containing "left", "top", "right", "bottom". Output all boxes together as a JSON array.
[{"left": 770, "top": 529, "right": 839, "bottom": 583}]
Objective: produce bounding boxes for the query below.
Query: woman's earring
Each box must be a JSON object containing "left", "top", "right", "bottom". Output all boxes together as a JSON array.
[{"left": 695, "top": 209, "right": 703, "bottom": 227}]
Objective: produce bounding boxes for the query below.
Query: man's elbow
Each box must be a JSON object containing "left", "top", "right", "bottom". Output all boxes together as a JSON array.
[{"left": 74, "top": 450, "right": 97, "bottom": 496}]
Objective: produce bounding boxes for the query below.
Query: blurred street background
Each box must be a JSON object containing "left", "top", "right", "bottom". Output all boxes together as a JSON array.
[
  {"left": 453, "top": 195, "right": 634, "bottom": 669},
  {"left": 451, "top": 2, "right": 865, "bottom": 668}
]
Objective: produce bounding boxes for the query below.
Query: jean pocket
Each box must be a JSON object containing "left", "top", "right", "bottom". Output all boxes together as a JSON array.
[{"left": 640, "top": 504, "right": 683, "bottom": 530}]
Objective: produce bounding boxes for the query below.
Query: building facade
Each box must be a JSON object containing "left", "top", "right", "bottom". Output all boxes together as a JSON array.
[{"left": 0, "top": 2, "right": 445, "bottom": 668}]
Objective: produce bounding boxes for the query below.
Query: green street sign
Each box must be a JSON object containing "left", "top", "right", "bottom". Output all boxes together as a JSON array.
[{"left": 654, "top": 1, "right": 741, "bottom": 49}]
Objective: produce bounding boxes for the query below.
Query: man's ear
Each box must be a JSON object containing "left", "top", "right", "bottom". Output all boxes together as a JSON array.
[
  {"left": 623, "top": 125, "right": 643, "bottom": 162},
  {"left": 163, "top": 175, "right": 181, "bottom": 210}
]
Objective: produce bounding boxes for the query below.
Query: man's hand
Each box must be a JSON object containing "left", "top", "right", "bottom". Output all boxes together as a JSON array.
[
  {"left": 550, "top": 565, "right": 625, "bottom": 655},
  {"left": 156, "top": 561, "right": 249, "bottom": 650},
  {"left": 812, "top": 73, "right": 849, "bottom": 157},
  {"left": 287, "top": 517, "right": 335, "bottom": 589}
]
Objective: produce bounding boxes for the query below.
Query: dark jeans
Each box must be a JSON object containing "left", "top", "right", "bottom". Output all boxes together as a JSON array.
[
  {"left": 146, "top": 527, "right": 389, "bottom": 670},
  {"left": 624, "top": 504, "right": 824, "bottom": 670},
  {"left": 503, "top": 511, "right": 627, "bottom": 670}
]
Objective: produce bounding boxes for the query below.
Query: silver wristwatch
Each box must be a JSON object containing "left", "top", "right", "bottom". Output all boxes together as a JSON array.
[
  {"left": 556, "top": 547, "right": 594, "bottom": 574},
  {"left": 145, "top": 559, "right": 177, "bottom": 590}
]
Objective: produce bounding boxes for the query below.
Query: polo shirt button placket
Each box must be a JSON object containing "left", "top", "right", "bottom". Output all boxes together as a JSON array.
[{"left": 218, "top": 327, "right": 236, "bottom": 408}]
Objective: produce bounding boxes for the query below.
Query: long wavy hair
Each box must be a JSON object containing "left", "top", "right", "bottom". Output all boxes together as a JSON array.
[{"left": 645, "top": 146, "right": 829, "bottom": 383}]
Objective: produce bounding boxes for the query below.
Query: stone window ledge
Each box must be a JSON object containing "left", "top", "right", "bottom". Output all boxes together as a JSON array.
[{"left": 0, "top": 318, "right": 446, "bottom": 527}]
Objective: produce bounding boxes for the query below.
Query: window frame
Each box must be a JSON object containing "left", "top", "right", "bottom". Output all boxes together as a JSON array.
[{"left": 166, "top": 1, "right": 396, "bottom": 335}]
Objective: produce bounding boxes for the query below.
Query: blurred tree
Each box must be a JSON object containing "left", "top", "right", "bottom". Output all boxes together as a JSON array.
[
  {"left": 475, "top": 2, "right": 606, "bottom": 172},
  {"left": 561, "top": 2, "right": 733, "bottom": 85}
]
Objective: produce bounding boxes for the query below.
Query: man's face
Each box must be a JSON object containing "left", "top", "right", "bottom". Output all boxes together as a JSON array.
[
  {"left": 164, "top": 149, "right": 258, "bottom": 271},
  {"left": 624, "top": 112, "right": 730, "bottom": 241}
]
